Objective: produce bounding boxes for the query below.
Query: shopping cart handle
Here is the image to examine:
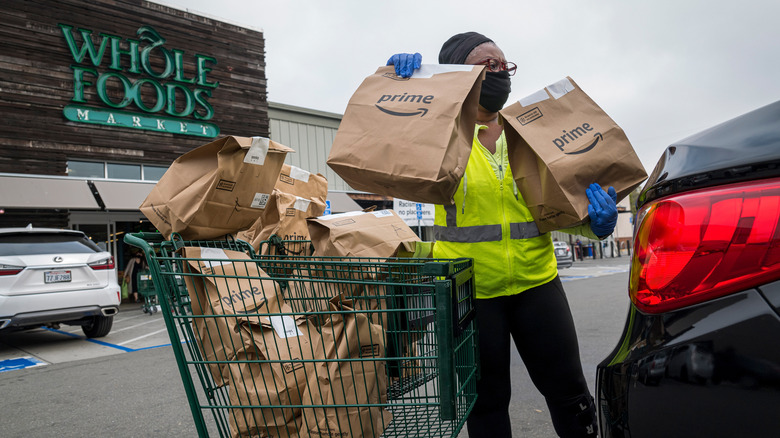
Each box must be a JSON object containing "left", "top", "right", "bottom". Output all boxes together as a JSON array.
[
  {"left": 422, "top": 258, "right": 472, "bottom": 277},
  {"left": 124, "top": 232, "right": 164, "bottom": 253}
]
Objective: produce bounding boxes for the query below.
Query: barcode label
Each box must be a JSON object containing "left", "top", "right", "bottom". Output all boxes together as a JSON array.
[{"left": 251, "top": 193, "right": 271, "bottom": 209}]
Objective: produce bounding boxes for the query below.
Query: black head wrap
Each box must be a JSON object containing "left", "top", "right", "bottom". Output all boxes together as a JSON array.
[
  {"left": 438, "top": 31, "right": 493, "bottom": 64},
  {"left": 438, "top": 31, "right": 512, "bottom": 112}
]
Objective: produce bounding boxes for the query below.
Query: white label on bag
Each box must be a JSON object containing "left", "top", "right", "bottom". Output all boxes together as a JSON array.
[
  {"left": 293, "top": 196, "right": 311, "bottom": 212},
  {"left": 519, "top": 89, "right": 550, "bottom": 107},
  {"left": 317, "top": 210, "right": 364, "bottom": 221},
  {"left": 199, "top": 248, "right": 231, "bottom": 265},
  {"left": 288, "top": 165, "right": 311, "bottom": 182},
  {"left": 546, "top": 78, "right": 575, "bottom": 100},
  {"left": 371, "top": 210, "right": 393, "bottom": 219},
  {"left": 269, "top": 315, "right": 303, "bottom": 338},
  {"left": 251, "top": 193, "right": 271, "bottom": 209},
  {"left": 411, "top": 64, "right": 474, "bottom": 79},
  {"left": 244, "top": 137, "right": 270, "bottom": 165}
]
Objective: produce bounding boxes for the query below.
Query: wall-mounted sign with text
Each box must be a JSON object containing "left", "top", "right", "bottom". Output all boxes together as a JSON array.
[
  {"left": 393, "top": 198, "right": 435, "bottom": 227},
  {"left": 60, "top": 24, "right": 220, "bottom": 137}
]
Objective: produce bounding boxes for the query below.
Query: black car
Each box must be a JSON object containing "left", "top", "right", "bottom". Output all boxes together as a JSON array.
[{"left": 597, "top": 100, "right": 780, "bottom": 437}]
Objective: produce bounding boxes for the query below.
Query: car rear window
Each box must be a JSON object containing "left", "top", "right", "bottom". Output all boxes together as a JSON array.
[{"left": 0, "top": 233, "right": 101, "bottom": 256}]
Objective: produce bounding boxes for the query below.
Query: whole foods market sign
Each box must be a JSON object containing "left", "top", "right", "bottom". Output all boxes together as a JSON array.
[{"left": 60, "top": 24, "right": 219, "bottom": 137}]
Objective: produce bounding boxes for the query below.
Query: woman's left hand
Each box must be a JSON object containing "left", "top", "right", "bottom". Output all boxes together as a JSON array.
[{"left": 587, "top": 183, "right": 618, "bottom": 238}]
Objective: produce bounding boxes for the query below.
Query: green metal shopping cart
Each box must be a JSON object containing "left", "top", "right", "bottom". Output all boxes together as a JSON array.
[
  {"left": 136, "top": 269, "right": 159, "bottom": 314},
  {"left": 124, "top": 231, "right": 478, "bottom": 438}
]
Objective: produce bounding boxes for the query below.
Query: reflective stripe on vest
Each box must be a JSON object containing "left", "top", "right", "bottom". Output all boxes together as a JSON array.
[
  {"left": 434, "top": 204, "right": 542, "bottom": 243},
  {"left": 510, "top": 221, "right": 542, "bottom": 239},
  {"left": 433, "top": 224, "right": 502, "bottom": 242}
]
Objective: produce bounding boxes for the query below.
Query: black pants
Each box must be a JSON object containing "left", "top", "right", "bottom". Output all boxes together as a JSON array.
[{"left": 466, "top": 276, "right": 597, "bottom": 438}]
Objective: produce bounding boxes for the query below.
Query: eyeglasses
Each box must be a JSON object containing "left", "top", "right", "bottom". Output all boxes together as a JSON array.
[{"left": 476, "top": 58, "right": 517, "bottom": 76}]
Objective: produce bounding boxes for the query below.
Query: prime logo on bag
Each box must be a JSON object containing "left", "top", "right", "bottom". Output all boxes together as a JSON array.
[
  {"left": 375, "top": 93, "right": 434, "bottom": 117},
  {"left": 552, "top": 123, "right": 603, "bottom": 155},
  {"left": 220, "top": 286, "right": 266, "bottom": 309}
]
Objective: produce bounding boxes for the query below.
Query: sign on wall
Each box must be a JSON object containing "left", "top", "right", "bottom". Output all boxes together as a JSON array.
[
  {"left": 60, "top": 24, "right": 220, "bottom": 137},
  {"left": 393, "top": 198, "right": 435, "bottom": 227}
]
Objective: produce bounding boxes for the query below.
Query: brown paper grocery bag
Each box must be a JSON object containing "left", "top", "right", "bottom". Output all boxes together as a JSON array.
[
  {"left": 307, "top": 210, "right": 421, "bottom": 326},
  {"left": 298, "top": 297, "right": 392, "bottom": 438},
  {"left": 327, "top": 65, "right": 485, "bottom": 204},
  {"left": 501, "top": 77, "right": 647, "bottom": 233},
  {"left": 307, "top": 209, "right": 420, "bottom": 258},
  {"left": 237, "top": 164, "right": 328, "bottom": 254},
  {"left": 140, "top": 136, "right": 293, "bottom": 240},
  {"left": 225, "top": 307, "right": 317, "bottom": 438},
  {"left": 180, "top": 247, "right": 284, "bottom": 386}
]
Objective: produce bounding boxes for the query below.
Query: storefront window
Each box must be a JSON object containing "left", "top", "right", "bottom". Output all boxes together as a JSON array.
[
  {"left": 107, "top": 163, "right": 141, "bottom": 180},
  {"left": 67, "top": 160, "right": 166, "bottom": 181},
  {"left": 67, "top": 161, "right": 104, "bottom": 178},
  {"left": 143, "top": 165, "right": 168, "bottom": 181}
]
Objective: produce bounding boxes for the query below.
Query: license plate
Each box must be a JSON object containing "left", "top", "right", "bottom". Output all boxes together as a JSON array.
[{"left": 45, "top": 270, "right": 72, "bottom": 283}]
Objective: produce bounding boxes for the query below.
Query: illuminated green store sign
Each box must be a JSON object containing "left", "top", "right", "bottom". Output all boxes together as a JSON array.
[{"left": 60, "top": 24, "right": 220, "bottom": 137}]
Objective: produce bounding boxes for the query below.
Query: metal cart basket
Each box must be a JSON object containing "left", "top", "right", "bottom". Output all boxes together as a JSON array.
[{"left": 125, "top": 232, "right": 478, "bottom": 438}]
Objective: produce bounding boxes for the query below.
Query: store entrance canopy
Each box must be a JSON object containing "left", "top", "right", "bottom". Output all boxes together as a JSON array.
[
  {"left": 0, "top": 175, "right": 99, "bottom": 209},
  {"left": 1, "top": 173, "right": 364, "bottom": 215},
  {"left": 327, "top": 192, "right": 362, "bottom": 213},
  {"left": 92, "top": 180, "right": 155, "bottom": 210}
]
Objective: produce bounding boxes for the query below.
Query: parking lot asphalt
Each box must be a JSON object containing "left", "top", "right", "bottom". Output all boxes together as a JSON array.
[
  {"left": 0, "top": 301, "right": 170, "bottom": 368},
  {"left": 0, "top": 255, "right": 632, "bottom": 371},
  {"left": 0, "top": 255, "right": 633, "bottom": 437}
]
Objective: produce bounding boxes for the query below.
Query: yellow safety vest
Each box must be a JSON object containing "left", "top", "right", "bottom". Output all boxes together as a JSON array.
[{"left": 432, "top": 126, "right": 557, "bottom": 299}]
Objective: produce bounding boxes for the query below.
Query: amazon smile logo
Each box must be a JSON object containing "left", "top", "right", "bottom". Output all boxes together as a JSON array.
[
  {"left": 375, "top": 93, "right": 434, "bottom": 118},
  {"left": 552, "top": 122, "right": 602, "bottom": 154}
]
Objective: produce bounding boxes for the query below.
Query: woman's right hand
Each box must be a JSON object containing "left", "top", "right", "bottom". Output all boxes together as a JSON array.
[{"left": 386, "top": 53, "right": 422, "bottom": 78}]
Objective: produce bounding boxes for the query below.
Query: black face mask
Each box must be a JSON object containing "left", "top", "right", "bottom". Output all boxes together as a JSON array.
[{"left": 479, "top": 71, "right": 511, "bottom": 112}]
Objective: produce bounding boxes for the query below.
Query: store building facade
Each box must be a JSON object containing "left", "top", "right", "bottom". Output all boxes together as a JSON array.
[{"left": 0, "top": 0, "right": 361, "bottom": 270}]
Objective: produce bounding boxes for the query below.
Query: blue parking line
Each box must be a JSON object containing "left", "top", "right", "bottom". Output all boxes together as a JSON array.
[
  {"left": 561, "top": 275, "right": 592, "bottom": 282},
  {"left": 42, "top": 327, "right": 171, "bottom": 352}
]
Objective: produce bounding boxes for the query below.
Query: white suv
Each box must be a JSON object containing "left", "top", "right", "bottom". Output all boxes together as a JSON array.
[{"left": 0, "top": 226, "right": 120, "bottom": 338}]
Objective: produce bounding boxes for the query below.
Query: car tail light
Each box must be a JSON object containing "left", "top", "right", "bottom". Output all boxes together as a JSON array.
[
  {"left": 88, "top": 256, "right": 115, "bottom": 270},
  {"left": 0, "top": 264, "right": 24, "bottom": 276},
  {"left": 630, "top": 177, "right": 780, "bottom": 313}
]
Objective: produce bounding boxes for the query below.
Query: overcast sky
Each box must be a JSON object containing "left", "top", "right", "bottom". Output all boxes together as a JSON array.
[{"left": 161, "top": 0, "right": 780, "bottom": 172}]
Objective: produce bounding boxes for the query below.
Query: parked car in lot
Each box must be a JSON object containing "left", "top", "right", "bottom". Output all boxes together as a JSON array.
[
  {"left": 0, "top": 226, "right": 120, "bottom": 338},
  {"left": 553, "top": 240, "right": 573, "bottom": 269},
  {"left": 597, "top": 100, "right": 780, "bottom": 437}
]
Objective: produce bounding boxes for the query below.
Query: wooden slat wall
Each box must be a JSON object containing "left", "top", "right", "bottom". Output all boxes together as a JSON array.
[{"left": 0, "top": 0, "right": 269, "bottom": 175}]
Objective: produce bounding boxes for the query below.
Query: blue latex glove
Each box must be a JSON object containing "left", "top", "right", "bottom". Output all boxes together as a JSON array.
[
  {"left": 587, "top": 183, "right": 618, "bottom": 237},
  {"left": 386, "top": 52, "right": 422, "bottom": 78}
]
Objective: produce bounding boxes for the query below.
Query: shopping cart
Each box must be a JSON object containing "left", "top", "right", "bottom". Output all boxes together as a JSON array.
[
  {"left": 125, "top": 231, "right": 478, "bottom": 438},
  {"left": 136, "top": 269, "right": 159, "bottom": 314}
]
